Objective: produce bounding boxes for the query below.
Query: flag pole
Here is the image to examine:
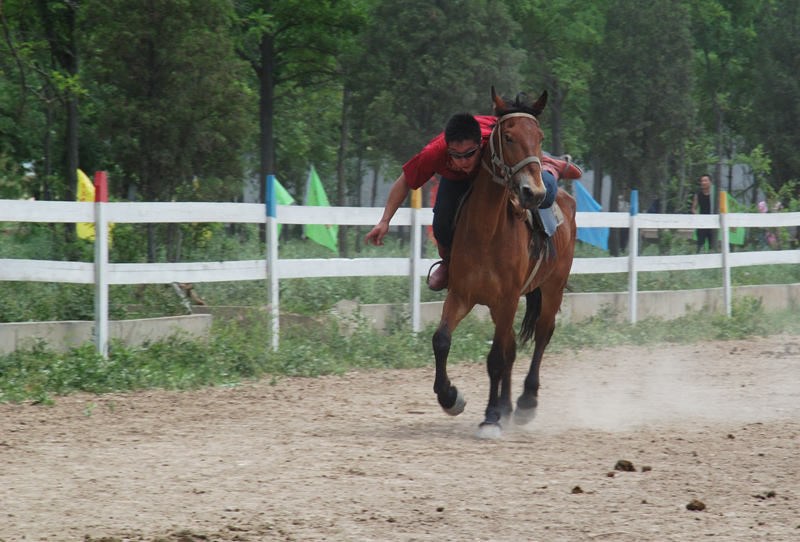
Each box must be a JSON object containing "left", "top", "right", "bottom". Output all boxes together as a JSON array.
[{"left": 93, "top": 171, "right": 110, "bottom": 357}]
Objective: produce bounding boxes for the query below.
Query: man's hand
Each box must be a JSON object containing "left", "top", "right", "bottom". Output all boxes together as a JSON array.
[{"left": 364, "top": 221, "right": 389, "bottom": 246}]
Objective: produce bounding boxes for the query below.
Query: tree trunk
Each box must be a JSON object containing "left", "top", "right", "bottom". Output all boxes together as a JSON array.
[
  {"left": 353, "top": 119, "right": 364, "bottom": 254},
  {"left": 337, "top": 88, "right": 351, "bottom": 257},
  {"left": 714, "top": 101, "right": 724, "bottom": 249},
  {"left": 592, "top": 155, "right": 603, "bottom": 206},
  {"left": 546, "top": 84, "right": 568, "bottom": 156},
  {"left": 677, "top": 140, "right": 686, "bottom": 211},
  {"left": 608, "top": 175, "right": 620, "bottom": 257},
  {"left": 147, "top": 224, "right": 157, "bottom": 263}
]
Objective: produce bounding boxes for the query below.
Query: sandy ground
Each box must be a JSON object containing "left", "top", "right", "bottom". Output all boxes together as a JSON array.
[{"left": 1, "top": 335, "right": 799, "bottom": 542}]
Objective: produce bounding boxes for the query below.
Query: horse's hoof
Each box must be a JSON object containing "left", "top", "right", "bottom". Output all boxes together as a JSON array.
[
  {"left": 513, "top": 407, "right": 538, "bottom": 426},
  {"left": 475, "top": 422, "right": 502, "bottom": 440},
  {"left": 443, "top": 389, "right": 466, "bottom": 416}
]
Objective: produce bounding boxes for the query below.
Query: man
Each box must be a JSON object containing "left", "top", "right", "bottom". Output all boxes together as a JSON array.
[
  {"left": 364, "top": 111, "right": 580, "bottom": 291},
  {"left": 691, "top": 174, "right": 713, "bottom": 252}
]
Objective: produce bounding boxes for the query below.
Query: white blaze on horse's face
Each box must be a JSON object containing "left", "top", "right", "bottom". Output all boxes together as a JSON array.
[{"left": 494, "top": 113, "right": 546, "bottom": 210}]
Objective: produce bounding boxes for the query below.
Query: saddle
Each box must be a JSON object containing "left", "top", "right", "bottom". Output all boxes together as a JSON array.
[{"left": 527, "top": 203, "right": 564, "bottom": 261}]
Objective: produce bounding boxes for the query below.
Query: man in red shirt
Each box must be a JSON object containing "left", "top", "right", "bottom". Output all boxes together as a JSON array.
[{"left": 364, "top": 112, "right": 579, "bottom": 291}]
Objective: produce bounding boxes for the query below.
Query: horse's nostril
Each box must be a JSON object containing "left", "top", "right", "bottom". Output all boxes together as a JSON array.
[
  {"left": 520, "top": 186, "right": 534, "bottom": 200},
  {"left": 518, "top": 184, "right": 544, "bottom": 209}
]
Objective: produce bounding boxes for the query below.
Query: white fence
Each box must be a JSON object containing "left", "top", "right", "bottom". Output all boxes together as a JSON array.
[{"left": 3, "top": 198, "right": 800, "bottom": 354}]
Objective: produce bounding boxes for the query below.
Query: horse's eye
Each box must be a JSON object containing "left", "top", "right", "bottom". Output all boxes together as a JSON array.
[{"left": 504, "top": 134, "right": 513, "bottom": 143}]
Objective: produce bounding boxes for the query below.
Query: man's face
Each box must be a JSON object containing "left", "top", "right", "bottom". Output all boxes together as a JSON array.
[
  {"left": 447, "top": 140, "right": 482, "bottom": 174},
  {"left": 700, "top": 176, "right": 711, "bottom": 190}
]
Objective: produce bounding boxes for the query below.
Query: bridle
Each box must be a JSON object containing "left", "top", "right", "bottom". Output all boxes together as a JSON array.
[{"left": 482, "top": 112, "right": 542, "bottom": 190}]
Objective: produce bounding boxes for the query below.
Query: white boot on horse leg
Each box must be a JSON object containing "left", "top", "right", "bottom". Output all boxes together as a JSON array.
[
  {"left": 475, "top": 422, "right": 502, "bottom": 440},
  {"left": 442, "top": 388, "right": 466, "bottom": 416}
]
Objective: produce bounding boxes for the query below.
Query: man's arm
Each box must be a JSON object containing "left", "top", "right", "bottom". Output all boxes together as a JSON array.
[
  {"left": 691, "top": 193, "right": 699, "bottom": 214},
  {"left": 364, "top": 173, "right": 412, "bottom": 246}
]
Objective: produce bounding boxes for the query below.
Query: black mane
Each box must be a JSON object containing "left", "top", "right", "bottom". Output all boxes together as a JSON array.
[{"left": 496, "top": 91, "right": 543, "bottom": 117}]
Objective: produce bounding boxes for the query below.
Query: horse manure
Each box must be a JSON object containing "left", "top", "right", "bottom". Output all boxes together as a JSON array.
[
  {"left": 686, "top": 499, "right": 706, "bottom": 511},
  {"left": 614, "top": 460, "right": 636, "bottom": 472},
  {"left": 753, "top": 491, "right": 776, "bottom": 500},
  {"left": 571, "top": 486, "right": 584, "bottom": 494},
  {"left": 642, "top": 465, "right": 652, "bottom": 472}
]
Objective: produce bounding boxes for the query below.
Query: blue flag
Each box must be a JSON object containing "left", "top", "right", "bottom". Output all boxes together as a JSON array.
[{"left": 574, "top": 180, "right": 609, "bottom": 251}]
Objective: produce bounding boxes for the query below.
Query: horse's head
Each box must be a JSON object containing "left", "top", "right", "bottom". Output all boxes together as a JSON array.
[{"left": 487, "top": 87, "right": 548, "bottom": 209}]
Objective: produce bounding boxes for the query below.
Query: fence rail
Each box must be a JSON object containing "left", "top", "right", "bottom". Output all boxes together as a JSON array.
[{"left": 3, "top": 193, "right": 800, "bottom": 355}]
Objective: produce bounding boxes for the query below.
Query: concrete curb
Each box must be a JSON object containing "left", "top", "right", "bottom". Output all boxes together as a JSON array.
[{"left": 0, "top": 314, "right": 212, "bottom": 354}]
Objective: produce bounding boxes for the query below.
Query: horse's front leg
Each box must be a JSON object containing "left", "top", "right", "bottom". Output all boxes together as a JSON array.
[
  {"left": 477, "top": 307, "right": 517, "bottom": 439},
  {"left": 432, "top": 295, "right": 471, "bottom": 415}
]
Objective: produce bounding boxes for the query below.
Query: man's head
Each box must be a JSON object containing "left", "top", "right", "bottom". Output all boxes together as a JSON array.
[
  {"left": 700, "top": 174, "right": 712, "bottom": 190},
  {"left": 444, "top": 113, "right": 482, "bottom": 174}
]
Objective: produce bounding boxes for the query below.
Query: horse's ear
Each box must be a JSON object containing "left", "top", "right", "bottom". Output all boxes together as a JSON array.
[
  {"left": 491, "top": 86, "right": 508, "bottom": 114},
  {"left": 530, "top": 91, "right": 548, "bottom": 116}
]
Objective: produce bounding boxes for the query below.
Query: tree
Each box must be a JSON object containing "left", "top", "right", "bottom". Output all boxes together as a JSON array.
[
  {"left": 85, "top": 0, "right": 256, "bottom": 260},
  {"left": 0, "top": 0, "right": 83, "bottom": 202},
  {"left": 688, "top": 0, "right": 761, "bottom": 211},
  {"left": 590, "top": 0, "right": 694, "bottom": 202},
  {"left": 589, "top": 0, "right": 694, "bottom": 253},
  {"left": 504, "top": 0, "right": 602, "bottom": 158},
  {"left": 355, "top": 0, "right": 524, "bottom": 167},
  {"left": 233, "top": 0, "right": 365, "bottom": 208},
  {"left": 747, "top": 0, "right": 800, "bottom": 191}
]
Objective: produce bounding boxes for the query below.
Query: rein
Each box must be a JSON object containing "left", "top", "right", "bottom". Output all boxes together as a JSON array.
[{"left": 481, "top": 112, "right": 542, "bottom": 190}]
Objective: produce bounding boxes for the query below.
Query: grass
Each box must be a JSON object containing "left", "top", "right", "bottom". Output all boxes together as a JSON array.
[{"left": 2, "top": 294, "right": 799, "bottom": 405}]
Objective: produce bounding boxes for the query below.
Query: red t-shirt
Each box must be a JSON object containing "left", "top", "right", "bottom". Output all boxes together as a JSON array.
[{"left": 402, "top": 115, "right": 496, "bottom": 190}]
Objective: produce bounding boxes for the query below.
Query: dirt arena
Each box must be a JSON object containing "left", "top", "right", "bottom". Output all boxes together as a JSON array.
[{"left": 1, "top": 335, "right": 799, "bottom": 541}]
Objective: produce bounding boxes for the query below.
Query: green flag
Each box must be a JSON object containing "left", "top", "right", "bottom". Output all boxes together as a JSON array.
[
  {"left": 303, "top": 165, "right": 338, "bottom": 252},
  {"left": 275, "top": 178, "right": 295, "bottom": 206},
  {"left": 725, "top": 192, "right": 745, "bottom": 245},
  {"left": 273, "top": 178, "right": 295, "bottom": 236}
]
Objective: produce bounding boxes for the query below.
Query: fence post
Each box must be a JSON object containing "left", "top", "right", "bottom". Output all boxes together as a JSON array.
[
  {"left": 720, "top": 191, "right": 732, "bottom": 317},
  {"left": 410, "top": 189, "right": 422, "bottom": 332},
  {"left": 93, "top": 171, "right": 110, "bottom": 357},
  {"left": 628, "top": 190, "right": 639, "bottom": 324},
  {"left": 266, "top": 175, "right": 280, "bottom": 351}
]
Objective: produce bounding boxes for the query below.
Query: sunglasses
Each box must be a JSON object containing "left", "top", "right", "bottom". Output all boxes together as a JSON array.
[{"left": 447, "top": 144, "right": 480, "bottom": 160}]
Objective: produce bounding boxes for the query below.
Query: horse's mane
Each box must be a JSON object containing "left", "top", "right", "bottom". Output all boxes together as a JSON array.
[{"left": 495, "top": 92, "right": 543, "bottom": 118}]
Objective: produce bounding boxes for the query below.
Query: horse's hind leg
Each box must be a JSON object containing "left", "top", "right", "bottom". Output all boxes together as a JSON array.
[
  {"left": 515, "top": 285, "right": 562, "bottom": 425},
  {"left": 432, "top": 295, "right": 472, "bottom": 415}
]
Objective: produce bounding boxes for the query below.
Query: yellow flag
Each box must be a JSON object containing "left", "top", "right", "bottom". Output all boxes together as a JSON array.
[
  {"left": 76, "top": 169, "right": 114, "bottom": 243},
  {"left": 76, "top": 169, "right": 96, "bottom": 240}
]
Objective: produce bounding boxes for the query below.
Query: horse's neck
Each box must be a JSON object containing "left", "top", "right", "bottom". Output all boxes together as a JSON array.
[{"left": 461, "top": 171, "right": 511, "bottom": 236}]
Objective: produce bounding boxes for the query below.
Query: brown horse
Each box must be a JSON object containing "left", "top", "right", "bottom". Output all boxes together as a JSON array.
[{"left": 432, "top": 88, "right": 577, "bottom": 439}]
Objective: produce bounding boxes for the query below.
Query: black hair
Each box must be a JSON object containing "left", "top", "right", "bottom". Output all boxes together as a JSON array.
[{"left": 444, "top": 113, "right": 481, "bottom": 145}]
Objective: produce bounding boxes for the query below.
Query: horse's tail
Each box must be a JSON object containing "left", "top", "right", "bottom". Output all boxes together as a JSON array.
[{"left": 518, "top": 287, "right": 542, "bottom": 347}]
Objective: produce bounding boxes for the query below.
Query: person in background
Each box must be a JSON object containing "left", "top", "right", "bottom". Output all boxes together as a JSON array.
[
  {"left": 364, "top": 108, "right": 580, "bottom": 291},
  {"left": 691, "top": 174, "right": 714, "bottom": 252}
]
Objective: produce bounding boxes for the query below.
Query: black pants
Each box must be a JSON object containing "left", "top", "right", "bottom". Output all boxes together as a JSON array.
[
  {"left": 696, "top": 228, "right": 713, "bottom": 252},
  {"left": 432, "top": 176, "right": 474, "bottom": 249}
]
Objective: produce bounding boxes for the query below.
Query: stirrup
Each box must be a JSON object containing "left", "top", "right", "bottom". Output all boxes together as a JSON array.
[{"left": 426, "top": 260, "right": 449, "bottom": 291}]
